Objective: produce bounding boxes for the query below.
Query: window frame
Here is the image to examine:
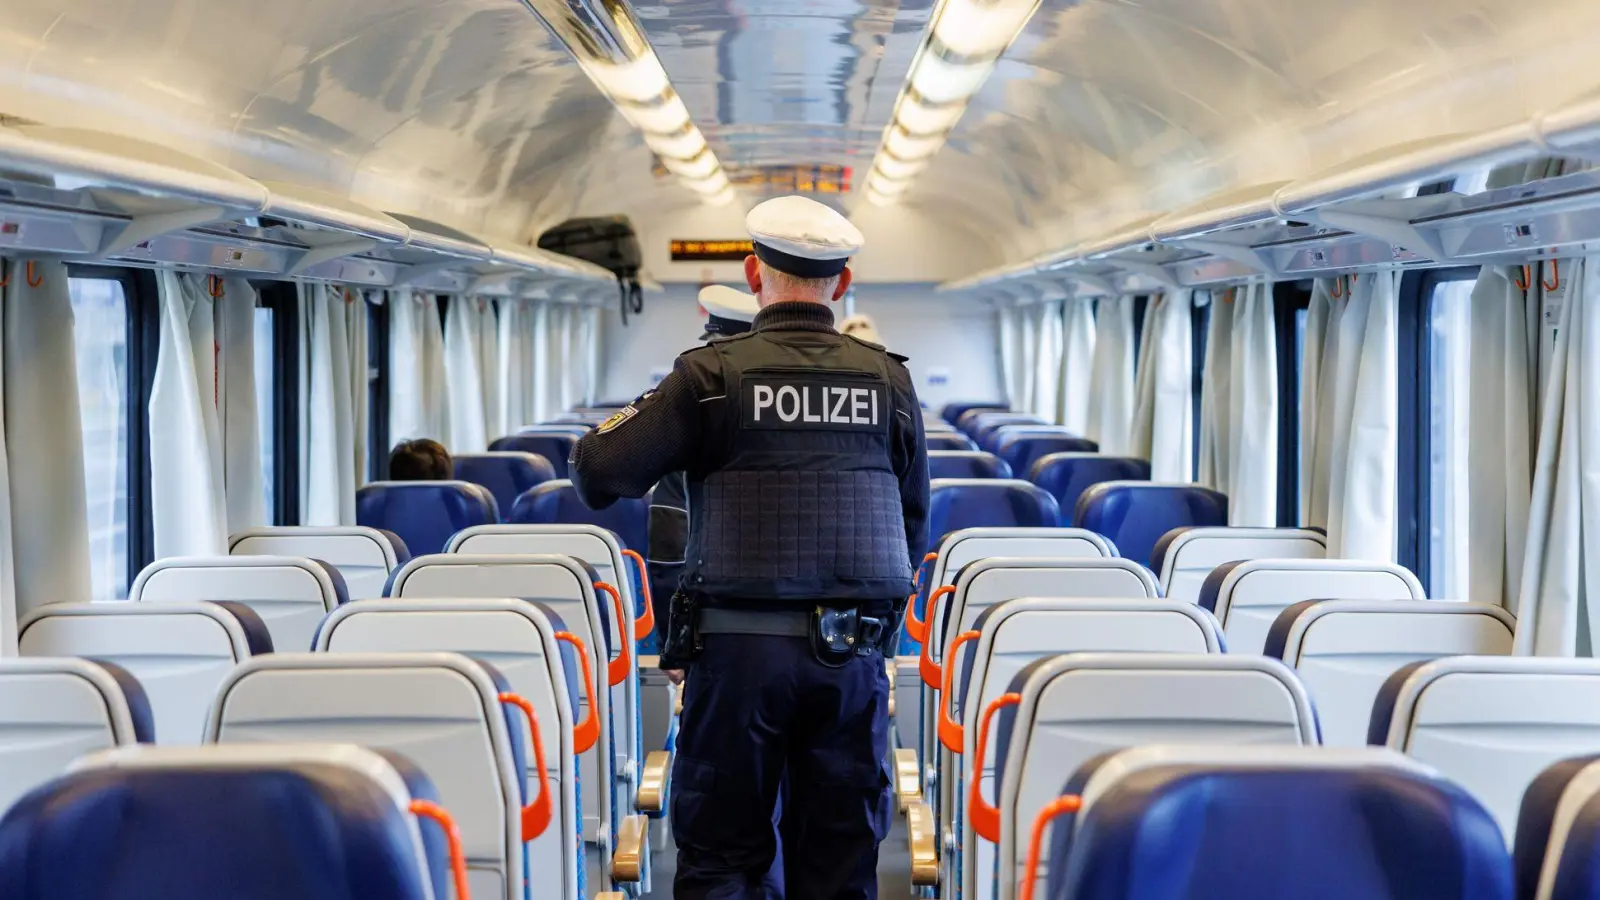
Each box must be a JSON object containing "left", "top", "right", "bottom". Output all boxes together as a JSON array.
[
  {"left": 255, "top": 281, "right": 301, "bottom": 526},
  {"left": 367, "top": 294, "right": 391, "bottom": 482},
  {"left": 1271, "top": 280, "right": 1312, "bottom": 528}
]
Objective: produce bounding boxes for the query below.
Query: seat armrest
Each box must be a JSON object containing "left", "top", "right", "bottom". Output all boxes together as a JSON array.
[
  {"left": 893, "top": 748, "right": 921, "bottom": 812},
  {"left": 612, "top": 815, "right": 649, "bottom": 882},
  {"left": 907, "top": 802, "right": 940, "bottom": 886},
  {"left": 638, "top": 750, "right": 671, "bottom": 813}
]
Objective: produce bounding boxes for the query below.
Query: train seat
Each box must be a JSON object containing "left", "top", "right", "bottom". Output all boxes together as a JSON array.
[
  {"left": 386, "top": 553, "right": 629, "bottom": 890},
  {"left": 18, "top": 601, "right": 269, "bottom": 745},
  {"left": 934, "top": 601, "right": 1224, "bottom": 900},
  {"left": 314, "top": 598, "right": 601, "bottom": 899},
  {"left": 993, "top": 432, "right": 1098, "bottom": 477},
  {"left": 357, "top": 481, "right": 500, "bottom": 557},
  {"left": 1028, "top": 454, "right": 1152, "bottom": 524},
  {"left": 1372, "top": 657, "right": 1600, "bottom": 839},
  {"left": 1150, "top": 526, "right": 1327, "bottom": 605},
  {"left": 928, "top": 431, "right": 980, "bottom": 452},
  {"left": 928, "top": 451, "right": 1011, "bottom": 480},
  {"left": 1267, "top": 600, "right": 1515, "bottom": 747},
  {"left": 0, "top": 744, "right": 455, "bottom": 900},
  {"left": 455, "top": 451, "right": 559, "bottom": 517},
  {"left": 963, "top": 411, "right": 1045, "bottom": 441},
  {"left": 0, "top": 658, "right": 152, "bottom": 815},
  {"left": 492, "top": 433, "right": 580, "bottom": 478},
  {"left": 1199, "top": 558, "right": 1426, "bottom": 654},
  {"left": 207, "top": 652, "right": 543, "bottom": 900},
  {"left": 131, "top": 555, "right": 348, "bottom": 653},
  {"left": 1040, "top": 746, "right": 1508, "bottom": 900},
  {"left": 928, "top": 480, "right": 1062, "bottom": 548},
  {"left": 510, "top": 480, "right": 652, "bottom": 560},
  {"left": 229, "top": 525, "right": 410, "bottom": 600},
  {"left": 1514, "top": 755, "right": 1600, "bottom": 900},
  {"left": 944, "top": 403, "right": 1008, "bottom": 425},
  {"left": 1075, "top": 482, "right": 1229, "bottom": 569},
  {"left": 971, "top": 416, "right": 1051, "bottom": 449}
]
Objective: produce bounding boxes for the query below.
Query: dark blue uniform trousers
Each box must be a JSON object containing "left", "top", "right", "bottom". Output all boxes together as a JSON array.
[{"left": 672, "top": 633, "right": 891, "bottom": 900}]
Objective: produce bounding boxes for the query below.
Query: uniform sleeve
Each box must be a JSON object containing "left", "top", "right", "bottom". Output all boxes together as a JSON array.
[
  {"left": 891, "top": 369, "right": 931, "bottom": 564},
  {"left": 569, "top": 363, "right": 703, "bottom": 510}
]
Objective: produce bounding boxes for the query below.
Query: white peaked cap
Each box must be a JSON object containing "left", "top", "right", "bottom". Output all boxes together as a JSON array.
[
  {"left": 745, "top": 195, "right": 865, "bottom": 277},
  {"left": 698, "top": 284, "right": 759, "bottom": 322}
]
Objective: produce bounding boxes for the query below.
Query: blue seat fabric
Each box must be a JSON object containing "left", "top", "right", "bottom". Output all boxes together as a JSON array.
[
  {"left": 455, "top": 454, "right": 558, "bottom": 519},
  {"left": 1030, "top": 456, "right": 1152, "bottom": 526},
  {"left": 356, "top": 483, "right": 498, "bottom": 557},
  {"left": 509, "top": 481, "right": 652, "bottom": 559},
  {"left": 1075, "top": 484, "right": 1226, "bottom": 569},
  {"left": 491, "top": 434, "right": 580, "bottom": 479},
  {"left": 928, "top": 452, "right": 1012, "bottom": 480}
]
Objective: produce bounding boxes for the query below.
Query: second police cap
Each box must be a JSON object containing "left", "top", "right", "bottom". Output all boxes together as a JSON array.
[
  {"left": 745, "top": 195, "right": 865, "bottom": 279},
  {"left": 699, "top": 284, "right": 759, "bottom": 336}
]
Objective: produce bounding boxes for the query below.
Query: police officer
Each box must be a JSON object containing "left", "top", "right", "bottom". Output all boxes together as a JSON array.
[
  {"left": 570, "top": 195, "right": 930, "bottom": 900},
  {"left": 646, "top": 284, "right": 759, "bottom": 659}
]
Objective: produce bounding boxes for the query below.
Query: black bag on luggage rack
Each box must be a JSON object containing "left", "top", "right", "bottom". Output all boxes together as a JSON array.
[{"left": 538, "top": 216, "right": 645, "bottom": 325}]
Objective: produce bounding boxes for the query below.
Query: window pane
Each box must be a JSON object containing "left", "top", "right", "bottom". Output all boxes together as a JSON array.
[
  {"left": 69, "top": 277, "right": 129, "bottom": 601},
  {"left": 1428, "top": 280, "right": 1473, "bottom": 599},
  {"left": 255, "top": 306, "right": 276, "bottom": 522}
]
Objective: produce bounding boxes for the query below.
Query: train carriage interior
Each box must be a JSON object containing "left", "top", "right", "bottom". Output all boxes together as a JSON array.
[{"left": 7, "top": 0, "right": 1600, "bottom": 897}]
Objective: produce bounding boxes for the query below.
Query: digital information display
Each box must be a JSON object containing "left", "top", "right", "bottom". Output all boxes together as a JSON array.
[{"left": 669, "top": 239, "right": 754, "bottom": 262}]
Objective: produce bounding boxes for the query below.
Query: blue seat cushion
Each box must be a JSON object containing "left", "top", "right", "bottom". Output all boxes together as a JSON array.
[
  {"left": 996, "top": 434, "right": 1099, "bottom": 477},
  {"left": 491, "top": 434, "right": 579, "bottom": 479},
  {"left": 1029, "top": 456, "right": 1151, "bottom": 524},
  {"left": 927, "top": 481, "right": 1060, "bottom": 542},
  {"left": 509, "top": 481, "right": 652, "bottom": 556},
  {"left": 928, "top": 452, "right": 1012, "bottom": 480},
  {"left": 1050, "top": 766, "right": 1511, "bottom": 900},
  {"left": 210, "top": 601, "right": 277, "bottom": 655},
  {"left": 1366, "top": 660, "right": 1432, "bottom": 746},
  {"left": 927, "top": 432, "right": 980, "bottom": 452},
  {"left": 1075, "top": 484, "right": 1227, "bottom": 569},
  {"left": 357, "top": 482, "right": 498, "bottom": 557},
  {"left": 455, "top": 454, "right": 559, "bottom": 518}
]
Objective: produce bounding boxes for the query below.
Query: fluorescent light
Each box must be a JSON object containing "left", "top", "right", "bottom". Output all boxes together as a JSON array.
[
  {"left": 683, "top": 171, "right": 731, "bottom": 195},
  {"left": 703, "top": 185, "right": 736, "bottom": 206},
  {"left": 933, "top": 0, "right": 1041, "bottom": 59},
  {"left": 628, "top": 93, "right": 692, "bottom": 134},
  {"left": 868, "top": 172, "right": 909, "bottom": 196},
  {"left": 876, "top": 154, "right": 927, "bottom": 180},
  {"left": 910, "top": 53, "right": 995, "bottom": 105},
  {"left": 663, "top": 151, "right": 718, "bottom": 179},
  {"left": 585, "top": 54, "right": 670, "bottom": 104},
  {"left": 896, "top": 93, "right": 967, "bottom": 135},
  {"left": 645, "top": 127, "right": 708, "bottom": 161},
  {"left": 884, "top": 126, "right": 945, "bottom": 161}
]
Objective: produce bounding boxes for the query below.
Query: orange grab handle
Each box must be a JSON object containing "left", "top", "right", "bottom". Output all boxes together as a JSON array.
[
  {"left": 903, "top": 553, "right": 939, "bottom": 643},
  {"left": 1330, "top": 276, "right": 1345, "bottom": 299},
  {"left": 207, "top": 274, "right": 224, "bottom": 297},
  {"left": 594, "top": 582, "right": 632, "bottom": 686},
  {"left": 25, "top": 261, "right": 42, "bottom": 289},
  {"left": 918, "top": 585, "right": 958, "bottom": 688},
  {"left": 498, "top": 692, "right": 554, "bottom": 840},
  {"left": 553, "top": 632, "right": 601, "bottom": 754},
  {"left": 410, "top": 800, "right": 473, "bottom": 900},
  {"left": 938, "top": 631, "right": 981, "bottom": 753},
  {"left": 1019, "top": 795, "right": 1084, "bottom": 900},
  {"left": 969, "top": 692, "right": 1021, "bottom": 844},
  {"left": 0, "top": 260, "right": 8, "bottom": 288},
  {"left": 1514, "top": 264, "right": 1532, "bottom": 291},
  {"left": 1545, "top": 258, "right": 1562, "bottom": 293},
  {"left": 619, "top": 549, "right": 655, "bottom": 641}
]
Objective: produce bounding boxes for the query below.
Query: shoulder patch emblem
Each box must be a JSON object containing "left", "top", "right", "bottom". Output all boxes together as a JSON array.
[{"left": 596, "top": 405, "right": 638, "bottom": 434}]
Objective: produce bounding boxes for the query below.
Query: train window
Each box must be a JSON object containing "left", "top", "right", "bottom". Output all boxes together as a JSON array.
[
  {"left": 1427, "top": 278, "right": 1474, "bottom": 599},
  {"left": 68, "top": 277, "right": 130, "bottom": 601},
  {"left": 254, "top": 303, "right": 277, "bottom": 522}
]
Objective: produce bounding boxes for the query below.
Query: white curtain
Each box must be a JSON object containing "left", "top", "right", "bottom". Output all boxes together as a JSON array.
[
  {"left": 1300, "top": 281, "right": 1335, "bottom": 522},
  {"left": 216, "top": 278, "right": 265, "bottom": 533},
  {"left": 387, "top": 290, "right": 449, "bottom": 448},
  {"left": 1086, "top": 295, "right": 1137, "bottom": 454},
  {"left": 443, "top": 295, "right": 490, "bottom": 453},
  {"left": 1031, "top": 301, "right": 1064, "bottom": 424},
  {"left": 545, "top": 303, "right": 574, "bottom": 418},
  {"left": 1017, "top": 300, "right": 1039, "bottom": 414},
  {"left": 300, "top": 284, "right": 363, "bottom": 526},
  {"left": 496, "top": 299, "right": 537, "bottom": 437},
  {"left": 2, "top": 259, "right": 92, "bottom": 647},
  {"left": 581, "top": 306, "right": 602, "bottom": 407},
  {"left": 1304, "top": 272, "right": 1399, "bottom": 561},
  {"left": 1129, "top": 291, "right": 1194, "bottom": 482},
  {"left": 532, "top": 302, "right": 555, "bottom": 424},
  {"left": 150, "top": 272, "right": 229, "bottom": 558},
  {"left": 475, "top": 298, "right": 500, "bottom": 443},
  {"left": 1514, "top": 256, "right": 1600, "bottom": 655},
  {"left": 997, "top": 304, "right": 1019, "bottom": 409},
  {"left": 1198, "top": 284, "right": 1278, "bottom": 525},
  {"left": 1060, "top": 296, "right": 1097, "bottom": 436}
]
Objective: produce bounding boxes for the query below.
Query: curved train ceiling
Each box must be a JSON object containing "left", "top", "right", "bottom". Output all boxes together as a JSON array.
[{"left": 3, "top": 0, "right": 1600, "bottom": 282}]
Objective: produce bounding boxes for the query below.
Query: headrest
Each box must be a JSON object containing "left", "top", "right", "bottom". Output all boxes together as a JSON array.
[
  {"left": 509, "top": 479, "right": 652, "bottom": 553},
  {"left": 229, "top": 526, "right": 411, "bottom": 570},
  {"left": 1074, "top": 481, "right": 1228, "bottom": 569},
  {"left": 1050, "top": 752, "right": 1510, "bottom": 900},
  {"left": 1264, "top": 599, "right": 1514, "bottom": 663},
  {"left": 927, "top": 451, "right": 1012, "bottom": 480},
  {"left": 0, "top": 657, "right": 154, "bottom": 746},
  {"left": 1198, "top": 559, "right": 1425, "bottom": 615},
  {"left": 944, "top": 403, "right": 1009, "bottom": 426},
  {"left": 992, "top": 431, "right": 1098, "bottom": 472},
  {"left": 356, "top": 481, "right": 500, "bottom": 557},
  {"left": 491, "top": 434, "right": 579, "bottom": 478},
  {"left": 1028, "top": 454, "right": 1152, "bottom": 519},
  {"left": 453, "top": 452, "right": 559, "bottom": 516},
  {"left": 928, "top": 479, "right": 1062, "bottom": 538},
  {"left": 1368, "top": 656, "right": 1600, "bottom": 749},
  {"left": 1149, "top": 526, "right": 1327, "bottom": 596},
  {"left": 926, "top": 432, "right": 980, "bottom": 452},
  {"left": 966, "top": 412, "right": 1047, "bottom": 441},
  {"left": 1, "top": 744, "right": 444, "bottom": 900}
]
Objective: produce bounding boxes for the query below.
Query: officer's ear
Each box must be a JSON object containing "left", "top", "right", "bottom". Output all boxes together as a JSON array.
[
  {"left": 744, "top": 255, "right": 762, "bottom": 294},
  {"left": 832, "top": 267, "right": 853, "bottom": 302}
]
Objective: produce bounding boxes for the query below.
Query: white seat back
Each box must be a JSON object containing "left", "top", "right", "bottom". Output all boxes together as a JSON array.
[
  {"left": 207, "top": 652, "right": 526, "bottom": 900},
  {"left": 1153, "top": 527, "right": 1326, "bottom": 605},
  {"left": 131, "top": 556, "right": 347, "bottom": 653},
  {"left": 1200, "top": 558, "right": 1425, "bottom": 654},
  {"left": 230, "top": 527, "right": 406, "bottom": 599},
  {"left": 924, "top": 528, "right": 1116, "bottom": 597},
  {"left": 998, "top": 657, "right": 1318, "bottom": 900},
  {"left": 0, "top": 658, "right": 150, "bottom": 815},
  {"left": 1269, "top": 600, "right": 1515, "bottom": 747},
  {"left": 315, "top": 598, "right": 580, "bottom": 900},
  {"left": 18, "top": 602, "right": 265, "bottom": 745},
  {"left": 1376, "top": 656, "right": 1600, "bottom": 840}
]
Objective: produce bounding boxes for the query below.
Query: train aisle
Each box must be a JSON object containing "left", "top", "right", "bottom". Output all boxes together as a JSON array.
[{"left": 638, "top": 819, "right": 915, "bottom": 900}]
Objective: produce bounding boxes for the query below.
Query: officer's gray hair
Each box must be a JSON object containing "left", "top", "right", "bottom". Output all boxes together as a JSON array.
[{"left": 757, "top": 260, "right": 840, "bottom": 303}]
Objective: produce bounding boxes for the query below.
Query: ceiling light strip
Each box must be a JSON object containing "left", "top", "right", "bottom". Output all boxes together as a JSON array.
[{"left": 864, "top": 0, "right": 1043, "bottom": 206}]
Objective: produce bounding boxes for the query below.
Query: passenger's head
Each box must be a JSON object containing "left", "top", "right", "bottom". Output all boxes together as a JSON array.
[
  {"left": 839, "top": 313, "right": 882, "bottom": 345},
  {"left": 742, "top": 195, "right": 863, "bottom": 308},
  {"left": 388, "top": 439, "right": 452, "bottom": 481}
]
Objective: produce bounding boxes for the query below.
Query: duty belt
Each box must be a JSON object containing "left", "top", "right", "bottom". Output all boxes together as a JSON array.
[
  {"left": 697, "top": 606, "right": 887, "bottom": 667},
  {"left": 698, "top": 608, "right": 811, "bottom": 638}
]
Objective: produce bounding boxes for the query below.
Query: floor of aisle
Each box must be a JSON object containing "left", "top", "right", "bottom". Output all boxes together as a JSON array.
[{"left": 640, "top": 815, "right": 913, "bottom": 899}]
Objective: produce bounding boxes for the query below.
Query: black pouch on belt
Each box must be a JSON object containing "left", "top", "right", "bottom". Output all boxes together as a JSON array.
[
  {"left": 660, "top": 589, "right": 703, "bottom": 670},
  {"left": 811, "top": 606, "right": 886, "bottom": 667}
]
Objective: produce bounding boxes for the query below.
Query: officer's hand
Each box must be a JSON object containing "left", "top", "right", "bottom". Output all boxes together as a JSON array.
[{"left": 665, "top": 668, "right": 686, "bottom": 685}]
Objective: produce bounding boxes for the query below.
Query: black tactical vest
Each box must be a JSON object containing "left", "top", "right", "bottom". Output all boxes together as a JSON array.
[{"left": 680, "top": 329, "right": 912, "bottom": 605}]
